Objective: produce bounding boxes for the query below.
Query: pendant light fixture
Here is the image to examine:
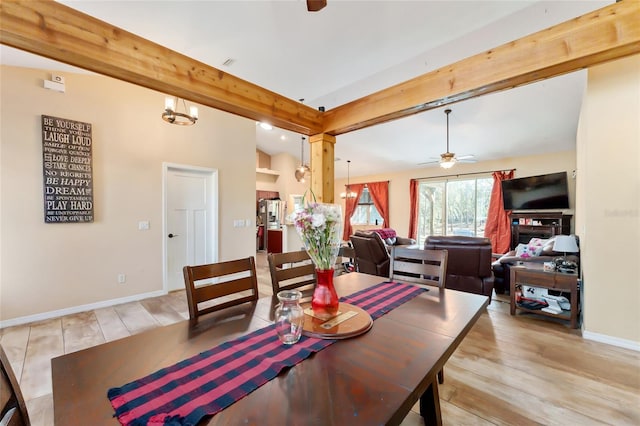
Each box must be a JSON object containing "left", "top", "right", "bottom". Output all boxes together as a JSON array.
[
  {"left": 295, "top": 136, "right": 310, "bottom": 183},
  {"left": 340, "top": 160, "right": 357, "bottom": 199},
  {"left": 440, "top": 109, "right": 456, "bottom": 169},
  {"left": 162, "top": 96, "right": 198, "bottom": 126}
]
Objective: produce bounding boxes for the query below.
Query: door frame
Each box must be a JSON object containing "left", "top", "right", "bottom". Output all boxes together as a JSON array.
[{"left": 162, "top": 162, "right": 219, "bottom": 293}]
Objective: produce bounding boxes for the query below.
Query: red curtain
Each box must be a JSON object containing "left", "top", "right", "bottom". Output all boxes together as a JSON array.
[
  {"left": 342, "top": 183, "right": 365, "bottom": 241},
  {"left": 484, "top": 170, "right": 515, "bottom": 254},
  {"left": 408, "top": 179, "right": 419, "bottom": 240},
  {"left": 367, "top": 181, "right": 390, "bottom": 229}
]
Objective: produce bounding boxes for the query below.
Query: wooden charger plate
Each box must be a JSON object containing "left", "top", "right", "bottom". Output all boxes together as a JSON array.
[{"left": 302, "top": 302, "right": 373, "bottom": 339}]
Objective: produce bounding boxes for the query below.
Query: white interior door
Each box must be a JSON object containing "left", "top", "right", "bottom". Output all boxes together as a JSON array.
[{"left": 164, "top": 165, "right": 217, "bottom": 292}]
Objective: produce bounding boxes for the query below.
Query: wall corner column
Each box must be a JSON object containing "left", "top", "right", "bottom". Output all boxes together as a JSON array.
[{"left": 309, "top": 134, "right": 336, "bottom": 203}]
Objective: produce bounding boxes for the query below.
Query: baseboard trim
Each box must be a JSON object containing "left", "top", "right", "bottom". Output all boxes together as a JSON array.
[
  {"left": 0, "top": 290, "right": 168, "bottom": 329},
  {"left": 582, "top": 330, "right": 640, "bottom": 352}
]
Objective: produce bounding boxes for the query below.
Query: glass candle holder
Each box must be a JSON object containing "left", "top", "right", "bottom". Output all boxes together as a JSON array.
[{"left": 274, "top": 290, "right": 304, "bottom": 345}]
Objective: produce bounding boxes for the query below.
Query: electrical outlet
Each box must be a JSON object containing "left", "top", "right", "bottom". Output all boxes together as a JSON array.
[{"left": 117, "top": 274, "right": 126, "bottom": 284}]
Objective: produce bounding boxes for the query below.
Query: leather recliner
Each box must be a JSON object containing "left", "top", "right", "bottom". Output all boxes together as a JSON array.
[
  {"left": 350, "top": 231, "right": 390, "bottom": 277},
  {"left": 424, "top": 235, "right": 494, "bottom": 297}
]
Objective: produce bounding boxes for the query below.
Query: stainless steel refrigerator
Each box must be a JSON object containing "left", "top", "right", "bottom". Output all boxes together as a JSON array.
[{"left": 258, "top": 199, "right": 283, "bottom": 252}]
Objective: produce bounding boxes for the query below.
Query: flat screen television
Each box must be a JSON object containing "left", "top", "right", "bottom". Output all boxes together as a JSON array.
[{"left": 501, "top": 172, "right": 569, "bottom": 210}]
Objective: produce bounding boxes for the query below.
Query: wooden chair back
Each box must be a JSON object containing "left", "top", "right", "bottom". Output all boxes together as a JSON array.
[
  {"left": 183, "top": 257, "right": 259, "bottom": 322},
  {"left": 390, "top": 247, "right": 448, "bottom": 384},
  {"left": 390, "top": 247, "right": 448, "bottom": 288},
  {"left": 0, "top": 345, "right": 30, "bottom": 426},
  {"left": 268, "top": 250, "right": 316, "bottom": 295}
]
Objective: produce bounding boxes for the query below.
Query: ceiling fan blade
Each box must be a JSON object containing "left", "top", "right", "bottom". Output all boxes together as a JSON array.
[
  {"left": 456, "top": 154, "right": 475, "bottom": 160},
  {"left": 307, "top": 0, "right": 327, "bottom": 12},
  {"left": 457, "top": 158, "right": 477, "bottom": 164},
  {"left": 417, "top": 160, "right": 440, "bottom": 166}
]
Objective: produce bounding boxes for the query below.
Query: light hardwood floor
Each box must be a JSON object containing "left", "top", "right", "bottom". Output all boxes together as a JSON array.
[{"left": 1, "top": 253, "right": 638, "bottom": 425}]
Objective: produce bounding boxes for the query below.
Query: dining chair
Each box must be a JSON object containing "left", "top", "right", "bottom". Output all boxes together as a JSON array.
[
  {"left": 268, "top": 250, "right": 316, "bottom": 295},
  {"left": 183, "top": 257, "right": 259, "bottom": 322},
  {"left": 0, "top": 344, "right": 31, "bottom": 426},
  {"left": 390, "top": 247, "right": 448, "bottom": 288},
  {"left": 389, "top": 247, "right": 448, "bottom": 384}
]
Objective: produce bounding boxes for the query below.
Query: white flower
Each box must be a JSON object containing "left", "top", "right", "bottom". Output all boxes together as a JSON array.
[
  {"left": 311, "top": 213, "right": 326, "bottom": 228},
  {"left": 293, "top": 202, "right": 343, "bottom": 270}
]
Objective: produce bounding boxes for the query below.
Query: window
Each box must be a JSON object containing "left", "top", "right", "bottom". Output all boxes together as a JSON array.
[
  {"left": 416, "top": 176, "right": 492, "bottom": 243},
  {"left": 350, "top": 187, "right": 384, "bottom": 226}
]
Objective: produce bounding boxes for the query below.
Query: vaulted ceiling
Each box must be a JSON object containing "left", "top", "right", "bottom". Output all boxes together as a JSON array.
[{"left": 2, "top": 0, "right": 638, "bottom": 180}]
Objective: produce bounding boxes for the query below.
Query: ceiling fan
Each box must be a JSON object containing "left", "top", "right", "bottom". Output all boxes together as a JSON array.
[
  {"left": 307, "top": 0, "right": 327, "bottom": 12},
  {"left": 419, "top": 108, "right": 476, "bottom": 169}
]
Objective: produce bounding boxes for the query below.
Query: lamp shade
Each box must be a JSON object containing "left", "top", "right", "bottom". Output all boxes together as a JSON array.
[{"left": 553, "top": 235, "right": 579, "bottom": 253}]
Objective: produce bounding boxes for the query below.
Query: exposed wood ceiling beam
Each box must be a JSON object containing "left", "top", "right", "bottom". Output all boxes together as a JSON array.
[
  {"left": 0, "top": 0, "right": 324, "bottom": 136},
  {"left": 1, "top": 1, "right": 638, "bottom": 139},
  {"left": 323, "top": 0, "right": 640, "bottom": 135}
]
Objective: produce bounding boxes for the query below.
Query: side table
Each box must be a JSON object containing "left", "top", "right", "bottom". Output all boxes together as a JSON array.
[{"left": 510, "top": 264, "right": 580, "bottom": 328}]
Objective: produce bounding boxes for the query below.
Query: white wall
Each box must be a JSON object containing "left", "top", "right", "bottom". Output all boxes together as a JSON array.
[
  {"left": 0, "top": 66, "right": 257, "bottom": 322},
  {"left": 577, "top": 54, "right": 640, "bottom": 347}
]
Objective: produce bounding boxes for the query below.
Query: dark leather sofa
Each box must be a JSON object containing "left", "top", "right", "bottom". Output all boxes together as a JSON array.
[{"left": 424, "top": 235, "right": 494, "bottom": 297}]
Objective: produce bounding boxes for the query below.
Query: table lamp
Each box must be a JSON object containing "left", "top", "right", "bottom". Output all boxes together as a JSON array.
[{"left": 553, "top": 235, "right": 579, "bottom": 273}]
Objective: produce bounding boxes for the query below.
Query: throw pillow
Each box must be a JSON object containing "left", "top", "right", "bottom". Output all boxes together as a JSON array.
[
  {"left": 528, "top": 237, "right": 547, "bottom": 248},
  {"left": 526, "top": 238, "right": 546, "bottom": 256},
  {"left": 515, "top": 243, "right": 539, "bottom": 258},
  {"left": 541, "top": 237, "right": 557, "bottom": 255}
]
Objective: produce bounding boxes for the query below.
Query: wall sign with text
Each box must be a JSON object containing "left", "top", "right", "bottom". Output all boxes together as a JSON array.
[{"left": 41, "top": 115, "right": 94, "bottom": 223}]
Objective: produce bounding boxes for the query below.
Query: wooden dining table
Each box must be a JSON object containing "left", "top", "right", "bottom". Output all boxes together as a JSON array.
[{"left": 51, "top": 272, "right": 489, "bottom": 425}]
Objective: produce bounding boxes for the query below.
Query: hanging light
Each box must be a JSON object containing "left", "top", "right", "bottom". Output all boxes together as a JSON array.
[
  {"left": 295, "top": 136, "right": 310, "bottom": 183},
  {"left": 439, "top": 109, "right": 456, "bottom": 169},
  {"left": 439, "top": 153, "right": 456, "bottom": 169},
  {"left": 340, "top": 160, "right": 358, "bottom": 199},
  {"left": 162, "top": 96, "right": 198, "bottom": 126}
]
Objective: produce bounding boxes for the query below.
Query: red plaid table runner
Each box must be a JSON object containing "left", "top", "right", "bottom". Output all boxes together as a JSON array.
[{"left": 108, "top": 281, "right": 425, "bottom": 426}]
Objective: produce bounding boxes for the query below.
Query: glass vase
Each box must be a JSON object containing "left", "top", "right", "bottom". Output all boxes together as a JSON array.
[
  {"left": 312, "top": 269, "right": 339, "bottom": 320},
  {"left": 274, "top": 290, "right": 304, "bottom": 345}
]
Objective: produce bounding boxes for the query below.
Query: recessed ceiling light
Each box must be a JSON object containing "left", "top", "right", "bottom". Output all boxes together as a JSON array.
[
  {"left": 280, "top": 135, "right": 286, "bottom": 140},
  {"left": 259, "top": 122, "right": 273, "bottom": 130}
]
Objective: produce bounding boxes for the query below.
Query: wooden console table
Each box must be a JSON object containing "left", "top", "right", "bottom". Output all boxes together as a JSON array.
[{"left": 510, "top": 264, "right": 579, "bottom": 328}]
